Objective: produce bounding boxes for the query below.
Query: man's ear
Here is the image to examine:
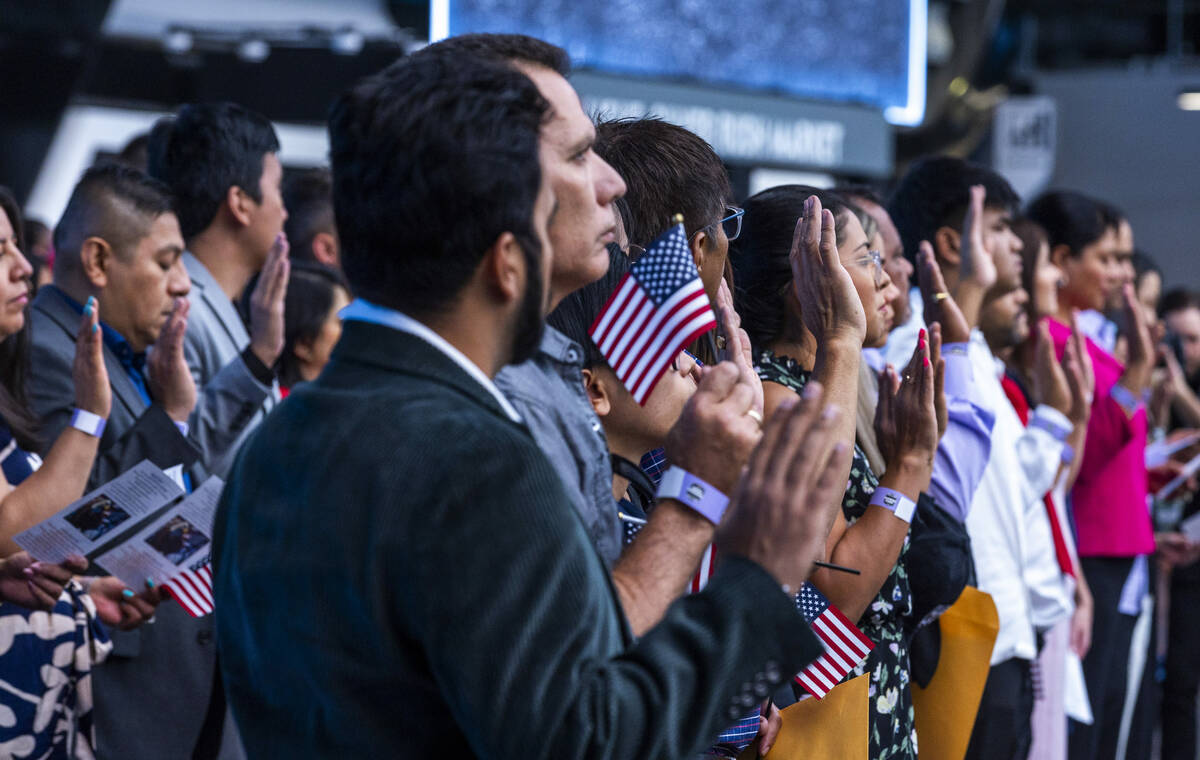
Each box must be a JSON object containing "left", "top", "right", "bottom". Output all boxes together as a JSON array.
[
  {"left": 482, "top": 231, "right": 525, "bottom": 305},
  {"left": 79, "top": 237, "right": 113, "bottom": 289},
  {"left": 225, "top": 185, "right": 255, "bottom": 228},
  {"left": 1049, "top": 243, "right": 1073, "bottom": 271},
  {"left": 311, "top": 231, "right": 339, "bottom": 268},
  {"left": 933, "top": 225, "right": 962, "bottom": 269},
  {"left": 689, "top": 228, "right": 709, "bottom": 274},
  {"left": 581, "top": 366, "right": 612, "bottom": 418}
]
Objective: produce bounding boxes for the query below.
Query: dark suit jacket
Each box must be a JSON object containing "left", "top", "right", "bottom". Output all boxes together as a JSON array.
[
  {"left": 214, "top": 320, "right": 822, "bottom": 758},
  {"left": 29, "top": 285, "right": 231, "bottom": 760}
]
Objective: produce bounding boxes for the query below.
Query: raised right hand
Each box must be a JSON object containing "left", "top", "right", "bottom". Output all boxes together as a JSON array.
[
  {"left": 874, "top": 329, "right": 938, "bottom": 474},
  {"left": 716, "top": 381, "right": 852, "bottom": 590},
  {"left": 1121, "top": 282, "right": 1156, "bottom": 393},
  {"left": 957, "top": 185, "right": 997, "bottom": 292},
  {"left": 1032, "top": 320, "right": 1073, "bottom": 418},
  {"left": 789, "top": 195, "right": 866, "bottom": 350},
  {"left": 665, "top": 362, "right": 761, "bottom": 496},
  {"left": 917, "top": 241, "right": 970, "bottom": 343},
  {"left": 72, "top": 296, "right": 112, "bottom": 418},
  {"left": 248, "top": 233, "right": 291, "bottom": 368},
  {"left": 146, "top": 297, "right": 197, "bottom": 424}
]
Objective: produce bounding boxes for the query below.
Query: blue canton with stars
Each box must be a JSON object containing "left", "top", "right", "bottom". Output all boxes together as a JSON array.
[
  {"left": 630, "top": 223, "right": 699, "bottom": 306},
  {"left": 796, "top": 582, "right": 831, "bottom": 624}
]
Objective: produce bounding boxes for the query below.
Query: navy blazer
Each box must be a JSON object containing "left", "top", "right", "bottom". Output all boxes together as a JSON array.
[{"left": 214, "top": 320, "right": 822, "bottom": 758}]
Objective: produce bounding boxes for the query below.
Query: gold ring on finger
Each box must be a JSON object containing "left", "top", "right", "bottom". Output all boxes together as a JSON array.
[
  {"left": 745, "top": 409, "right": 763, "bottom": 427},
  {"left": 933, "top": 291, "right": 950, "bottom": 302}
]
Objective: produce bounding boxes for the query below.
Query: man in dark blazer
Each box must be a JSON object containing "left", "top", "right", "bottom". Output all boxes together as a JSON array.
[
  {"left": 30, "top": 165, "right": 239, "bottom": 760},
  {"left": 215, "top": 46, "right": 849, "bottom": 757}
]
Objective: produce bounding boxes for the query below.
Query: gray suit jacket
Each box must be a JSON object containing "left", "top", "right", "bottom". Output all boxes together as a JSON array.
[
  {"left": 29, "top": 285, "right": 233, "bottom": 760},
  {"left": 182, "top": 253, "right": 279, "bottom": 477}
]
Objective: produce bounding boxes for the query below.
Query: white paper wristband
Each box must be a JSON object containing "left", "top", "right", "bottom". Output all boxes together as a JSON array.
[
  {"left": 870, "top": 487, "right": 917, "bottom": 523},
  {"left": 70, "top": 408, "right": 106, "bottom": 438}
]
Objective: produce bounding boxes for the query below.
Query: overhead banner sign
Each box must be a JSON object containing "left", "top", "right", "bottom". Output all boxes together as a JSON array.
[
  {"left": 573, "top": 72, "right": 892, "bottom": 177},
  {"left": 992, "top": 96, "right": 1057, "bottom": 201}
]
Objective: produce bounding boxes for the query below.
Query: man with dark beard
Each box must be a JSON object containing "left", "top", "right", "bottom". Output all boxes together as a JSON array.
[{"left": 213, "top": 44, "right": 851, "bottom": 757}]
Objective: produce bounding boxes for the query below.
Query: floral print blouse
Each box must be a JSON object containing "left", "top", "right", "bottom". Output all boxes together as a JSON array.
[{"left": 756, "top": 349, "right": 917, "bottom": 760}]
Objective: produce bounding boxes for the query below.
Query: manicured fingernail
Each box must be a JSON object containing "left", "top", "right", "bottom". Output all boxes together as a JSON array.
[
  {"left": 805, "top": 196, "right": 814, "bottom": 213},
  {"left": 822, "top": 404, "right": 839, "bottom": 420},
  {"left": 803, "top": 382, "right": 821, "bottom": 399},
  {"left": 23, "top": 567, "right": 34, "bottom": 577},
  {"left": 924, "top": 356, "right": 931, "bottom": 367},
  {"left": 145, "top": 577, "right": 156, "bottom": 589},
  {"left": 83, "top": 305, "right": 92, "bottom": 317},
  {"left": 122, "top": 589, "right": 135, "bottom": 599},
  {"left": 92, "top": 324, "right": 99, "bottom": 334}
]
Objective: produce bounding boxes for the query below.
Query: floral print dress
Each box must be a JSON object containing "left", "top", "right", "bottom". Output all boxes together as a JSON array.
[{"left": 756, "top": 350, "right": 917, "bottom": 760}]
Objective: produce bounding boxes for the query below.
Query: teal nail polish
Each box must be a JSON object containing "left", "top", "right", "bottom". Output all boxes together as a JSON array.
[
  {"left": 83, "top": 305, "right": 92, "bottom": 317},
  {"left": 86, "top": 296, "right": 95, "bottom": 307},
  {"left": 145, "top": 577, "right": 156, "bottom": 589},
  {"left": 121, "top": 589, "right": 135, "bottom": 599},
  {"left": 92, "top": 324, "right": 99, "bottom": 334}
]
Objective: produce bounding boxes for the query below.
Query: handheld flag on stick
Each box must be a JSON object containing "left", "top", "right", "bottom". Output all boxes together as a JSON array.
[
  {"left": 794, "top": 582, "right": 875, "bottom": 699},
  {"left": 589, "top": 215, "right": 716, "bottom": 404}
]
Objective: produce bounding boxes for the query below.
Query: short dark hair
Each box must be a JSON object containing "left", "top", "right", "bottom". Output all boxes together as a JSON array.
[
  {"left": 53, "top": 164, "right": 175, "bottom": 281},
  {"left": 1161, "top": 288, "right": 1200, "bottom": 318},
  {"left": 279, "top": 261, "right": 351, "bottom": 387},
  {"left": 147, "top": 102, "right": 280, "bottom": 240},
  {"left": 546, "top": 243, "right": 629, "bottom": 369},
  {"left": 1025, "top": 190, "right": 1118, "bottom": 258},
  {"left": 594, "top": 117, "right": 731, "bottom": 250},
  {"left": 0, "top": 187, "right": 39, "bottom": 451},
  {"left": 1133, "top": 250, "right": 1161, "bottom": 285},
  {"left": 835, "top": 183, "right": 887, "bottom": 208},
  {"left": 283, "top": 168, "right": 335, "bottom": 263},
  {"left": 729, "top": 185, "right": 861, "bottom": 352},
  {"left": 328, "top": 48, "right": 550, "bottom": 316},
  {"left": 888, "top": 155, "right": 1021, "bottom": 264},
  {"left": 422, "top": 33, "right": 569, "bottom": 74}
]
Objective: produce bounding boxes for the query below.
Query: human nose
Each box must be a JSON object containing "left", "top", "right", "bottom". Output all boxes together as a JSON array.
[
  {"left": 592, "top": 153, "right": 626, "bottom": 207},
  {"left": 168, "top": 261, "right": 191, "bottom": 297},
  {"left": 10, "top": 246, "right": 33, "bottom": 282}
]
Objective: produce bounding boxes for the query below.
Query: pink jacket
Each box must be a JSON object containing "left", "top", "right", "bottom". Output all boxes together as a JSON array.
[{"left": 1047, "top": 318, "right": 1155, "bottom": 557}]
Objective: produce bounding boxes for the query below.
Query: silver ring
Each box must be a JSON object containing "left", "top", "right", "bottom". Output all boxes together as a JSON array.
[{"left": 745, "top": 409, "right": 764, "bottom": 426}]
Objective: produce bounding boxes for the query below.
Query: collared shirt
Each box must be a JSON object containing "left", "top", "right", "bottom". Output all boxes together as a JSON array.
[
  {"left": 1076, "top": 309, "right": 1119, "bottom": 354},
  {"left": 339, "top": 299, "right": 521, "bottom": 423},
  {"left": 495, "top": 326, "right": 622, "bottom": 567},
  {"left": 57, "top": 288, "right": 152, "bottom": 406},
  {"left": 965, "top": 331, "right": 1074, "bottom": 663}
]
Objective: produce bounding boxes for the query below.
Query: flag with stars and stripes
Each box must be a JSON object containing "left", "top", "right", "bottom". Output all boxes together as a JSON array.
[
  {"left": 163, "top": 557, "right": 214, "bottom": 617},
  {"left": 589, "top": 220, "right": 716, "bottom": 404},
  {"left": 794, "top": 582, "right": 874, "bottom": 699}
]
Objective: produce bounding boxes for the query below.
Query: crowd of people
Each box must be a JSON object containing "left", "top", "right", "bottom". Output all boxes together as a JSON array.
[{"left": 0, "top": 30, "right": 1198, "bottom": 760}]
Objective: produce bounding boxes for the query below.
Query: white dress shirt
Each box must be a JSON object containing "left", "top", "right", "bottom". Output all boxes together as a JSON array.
[{"left": 965, "top": 331, "right": 1074, "bottom": 664}]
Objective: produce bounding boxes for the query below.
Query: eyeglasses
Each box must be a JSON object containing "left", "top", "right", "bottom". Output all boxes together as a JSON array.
[
  {"left": 713, "top": 206, "right": 744, "bottom": 242},
  {"left": 854, "top": 250, "right": 884, "bottom": 286}
]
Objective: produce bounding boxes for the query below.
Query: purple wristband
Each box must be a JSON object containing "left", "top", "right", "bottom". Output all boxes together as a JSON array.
[
  {"left": 655, "top": 466, "right": 729, "bottom": 525},
  {"left": 70, "top": 408, "right": 106, "bottom": 438}
]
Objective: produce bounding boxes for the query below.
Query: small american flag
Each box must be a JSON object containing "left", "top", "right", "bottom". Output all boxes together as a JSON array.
[
  {"left": 794, "top": 582, "right": 874, "bottom": 699},
  {"left": 589, "top": 220, "right": 716, "bottom": 404},
  {"left": 163, "top": 557, "right": 214, "bottom": 617}
]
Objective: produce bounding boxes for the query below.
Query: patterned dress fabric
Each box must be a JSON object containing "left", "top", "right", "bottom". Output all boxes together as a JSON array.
[
  {"left": 0, "top": 420, "right": 111, "bottom": 759},
  {"left": 756, "top": 350, "right": 917, "bottom": 760}
]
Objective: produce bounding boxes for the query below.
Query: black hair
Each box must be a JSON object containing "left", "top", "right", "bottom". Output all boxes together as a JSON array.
[
  {"left": 834, "top": 183, "right": 887, "bottom": 208},
  {"left": 282, "top": 168, "right": 335, "bottom": 264},
  {"left": 328, "top": 47, "right": 549, "bottom": 318},
  {"left": 22, "top": 219, "right": 50, "bottom": 294},
  {"left": 53, "top": 164, "right": 175, "bottom": 281},
  {"left": 1132, "top": 250, "right": 1161, "bottom": 285},
  {"left": 888, "top": 155, "right": 1021, "bottom": 264},
  {"left": 279, "top": 261, "right": 351, "bottom": 387},
  {"left": 1025, "top": 190, "right": 1118, "bottom": 258},
  {"left": 421, "top": 33, "right": 569, "bottom": 75},
  {"left": 117, "top": 133, "right": 150, "bottom": 172},
  {"left": 1161, "top": 288, "right": 1200, "bottom": 318},
  {"left": 147, "top": 102, "right": 280, "bottom": 240},
  {"left": 0, "top": 187, "right": 40, "bottom": 451},
  {"left": 594, "top": 117, "right": 731, "bottom": 250},
  {"left": 546, "top": 243, "right": 629, "bottom": 368},
  {"left": 729, "top": 185, "right": 860, "bottom": 352}
]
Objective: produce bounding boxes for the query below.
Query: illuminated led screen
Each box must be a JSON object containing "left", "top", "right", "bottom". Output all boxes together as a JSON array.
[{"left": 431, "top": 0, "right": 926, "bottom": 126}]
